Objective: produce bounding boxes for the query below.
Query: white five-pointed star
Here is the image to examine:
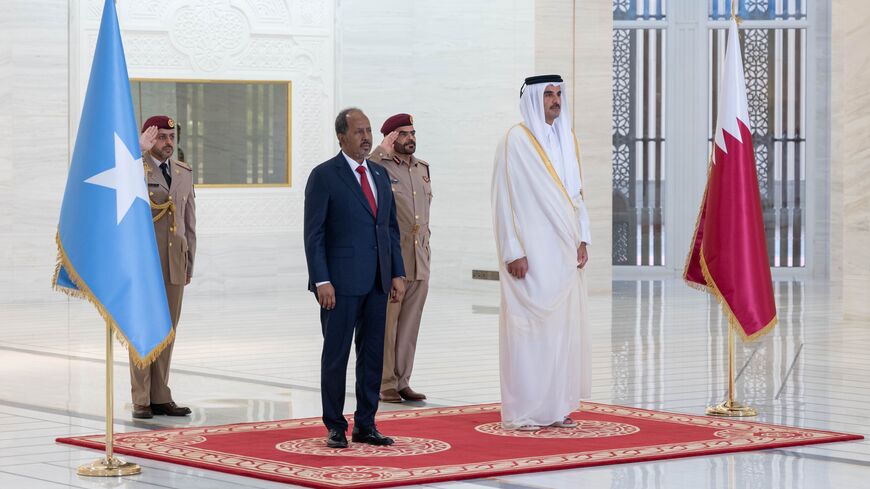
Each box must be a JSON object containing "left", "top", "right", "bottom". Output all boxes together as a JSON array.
[{"left": 84, "top": 132, "right": 149, "bottom": 225}]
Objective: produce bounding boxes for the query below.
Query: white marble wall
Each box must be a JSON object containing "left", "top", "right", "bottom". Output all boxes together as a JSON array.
[
  {"left": 571, "top": 1, "right": 612, "bottom": 296},
  {"left": 70, "top": 0, "right": 336, "bottom": 298},
  {"left": 336, "top": 0, "right": 536, "bottom": 292},
  {"left": 832, "top": 0, "right": 870, "bottom": 319},
  {"left": 0, "top": 1, "right": 69, "bottom": 303},
  {"left": 0, "top": 1, "right": 337, "bottom": 303},
  {"left": 1, "top": 0, "right": 617, "bottom": 303},
  {"left": 0, "top": 5, "right": 10, "bottom": 298},
  {"left": 336, "top": 0, "right": 613, "bottom": 294}
]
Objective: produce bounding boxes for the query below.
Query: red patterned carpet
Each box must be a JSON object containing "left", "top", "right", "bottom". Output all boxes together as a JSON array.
[{"left": 57, "top": 403, "right": 862, "bottom": 488}]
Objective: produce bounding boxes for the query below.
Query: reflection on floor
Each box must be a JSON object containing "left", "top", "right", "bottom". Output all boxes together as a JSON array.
[{"left": 0, "top": 279, "right": 867, "bottom": 488}]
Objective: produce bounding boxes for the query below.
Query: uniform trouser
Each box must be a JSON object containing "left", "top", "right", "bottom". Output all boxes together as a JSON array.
[
  {"left": 381, "top": 279, "right": 429, "bottom": 393},
  {"left": 320, "top": 286, "right": 388, "bottom": 432},
  {"left": 129, "top": 281, "right": 184, "bottom": 406}
]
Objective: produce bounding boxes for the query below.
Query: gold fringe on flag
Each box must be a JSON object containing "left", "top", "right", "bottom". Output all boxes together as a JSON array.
[
  {"left": 698, "top": 247, "right": 778, "bottom": 343},
  {"left": 52, "top": 232, "right": 175, "bottom": 369},
  {"left": 682, "top": 154, "right": 715, "bottom": 294},
  {"left": 683, "top": 153, "right": 777, "bottom": 342}
]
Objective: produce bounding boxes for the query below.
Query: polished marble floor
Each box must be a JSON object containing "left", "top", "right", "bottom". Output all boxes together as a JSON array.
[{"left": 0, "top": 278, "right": 867, "bottom": 488}]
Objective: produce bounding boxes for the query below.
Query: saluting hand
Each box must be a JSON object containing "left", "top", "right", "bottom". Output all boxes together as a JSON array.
[
  {"left": 317, "top": 283, "right": 336, "bottom": 310},
  {"left": 376, "top": 131, "right": 399, "bottom": 156},
  {"left": 507, "top": 257, "right": 529, "bottom": 279},
  {"left": 577, "top": 243, "right": 588, "bottom": 269},
  {"left": 139, "top": 125, "right": 158, "bottom": 153},
  {"left": 390, "top": 277, "right": 406, "bottom": 303}
]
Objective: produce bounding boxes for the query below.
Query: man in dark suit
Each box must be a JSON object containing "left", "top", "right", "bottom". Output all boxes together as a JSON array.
[{"left": 304, "top": 108, "right": 406, "bottom": 448}]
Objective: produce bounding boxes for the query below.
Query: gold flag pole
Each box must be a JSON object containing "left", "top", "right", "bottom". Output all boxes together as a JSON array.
[
  {"left": 706, "top": 319, "right": 757, "bottom": 417},
  {"left": 77, "top": 324, "right": 141, "bottom": 476},
  {"left": 706, "top": 0, "right": 756, "bottom": 419},
  {"left": 78, "top": 0, "right": 140, "bottom": 475}
]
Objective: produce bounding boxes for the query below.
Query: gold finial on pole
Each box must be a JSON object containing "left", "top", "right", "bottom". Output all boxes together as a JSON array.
[
  {"left": 731, "top": 0, "right": 743, "bottom": 24},
  {"left": 76, "top": 324, "right": 141, "bottom": 476},
  {"left": 706, "top": 319, "right": 758, "bottom": 417}
]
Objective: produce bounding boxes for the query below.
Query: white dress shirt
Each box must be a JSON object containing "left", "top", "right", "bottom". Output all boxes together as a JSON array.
[{"left": 343, "top": 152, "right": 378, "bottom": 204}]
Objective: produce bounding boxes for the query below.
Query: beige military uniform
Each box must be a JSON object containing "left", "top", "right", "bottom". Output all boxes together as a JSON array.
[
  {"left": 130, "top": 153, "right": 196, "bottom": 406},
  {"left": 369, "top": 147, "right": 432, "bottom": 394}
]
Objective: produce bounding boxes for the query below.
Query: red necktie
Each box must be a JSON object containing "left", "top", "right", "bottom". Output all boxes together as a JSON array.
[{"left": 356, "top": 165, "right": 377, "bottom": 217}]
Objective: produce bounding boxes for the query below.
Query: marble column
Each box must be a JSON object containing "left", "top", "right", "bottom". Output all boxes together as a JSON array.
[{"left": 831, "top": 0, "right": 870, "bottom": 319}]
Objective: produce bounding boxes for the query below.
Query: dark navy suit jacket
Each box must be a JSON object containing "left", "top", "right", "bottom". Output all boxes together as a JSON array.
[{"left": 303, "top": 152, "right": 405, "bottom": 295}]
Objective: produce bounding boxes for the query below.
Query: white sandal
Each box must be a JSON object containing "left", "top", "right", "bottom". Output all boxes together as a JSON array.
[
  {"left": 516, "top": 424, "right": 540, "bottom": 431},
  {"left": 549, "top": 417, "right": 578, "bottom": 428}
]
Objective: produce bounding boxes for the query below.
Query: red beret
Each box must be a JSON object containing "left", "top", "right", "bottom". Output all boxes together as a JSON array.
[
  {"left": 141, "top": 115, "right": 176, "bottom": 133},
  {"left": 380, "top": 113, "right": 414, "bottom": 135}
]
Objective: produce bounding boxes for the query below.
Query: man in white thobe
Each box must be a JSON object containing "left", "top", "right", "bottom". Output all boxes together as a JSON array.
[{"left": 491, "top": 74, "right": 592, "bottom": 430}]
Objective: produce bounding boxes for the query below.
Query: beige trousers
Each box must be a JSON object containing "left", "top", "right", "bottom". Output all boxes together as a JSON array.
[
  {"left": 129, "top": 281, "right": 184, "bottom": 406},
  {"left": 381, "top": 279, "right": 429, "bottom": 393}
]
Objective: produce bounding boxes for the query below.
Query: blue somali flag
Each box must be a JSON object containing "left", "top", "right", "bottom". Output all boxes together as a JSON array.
[{"left": 53, "top": 0, "right": 172, "bottom": 367}]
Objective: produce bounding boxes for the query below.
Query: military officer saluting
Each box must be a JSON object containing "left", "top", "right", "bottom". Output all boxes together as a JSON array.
[
  {"left": 134, "top": 115, "right": 197, "bottom": 419},
  {"left": 369, "top": 113, "right": 432, "bottom": 403}
]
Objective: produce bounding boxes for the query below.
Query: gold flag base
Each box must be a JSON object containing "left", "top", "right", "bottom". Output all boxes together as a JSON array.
[
  {"left": 705, "top": 321, "right": 759, "bottom": 418},
  {"left": 77, "top": 321, "right": 143, "bottom": 478},
  {"left": 77, "top": 456, "right": 141, "bottom": 477},
  {"left": 706, "top": 399, "right": 758, "bottom": 417}
]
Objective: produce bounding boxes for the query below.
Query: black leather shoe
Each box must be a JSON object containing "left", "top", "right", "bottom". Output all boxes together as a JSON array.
[
  {"left": 132, "top": 404, "right": 153, "bottom": 419},
  {"left": 351, "top": 426, "right": 394, "bottom": 446},
  {"left": 326, "top": 429, "right": 348, "bottom": 448},
  {"left": 150, "top": 402, "right": 191, "bottom": 416}
]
